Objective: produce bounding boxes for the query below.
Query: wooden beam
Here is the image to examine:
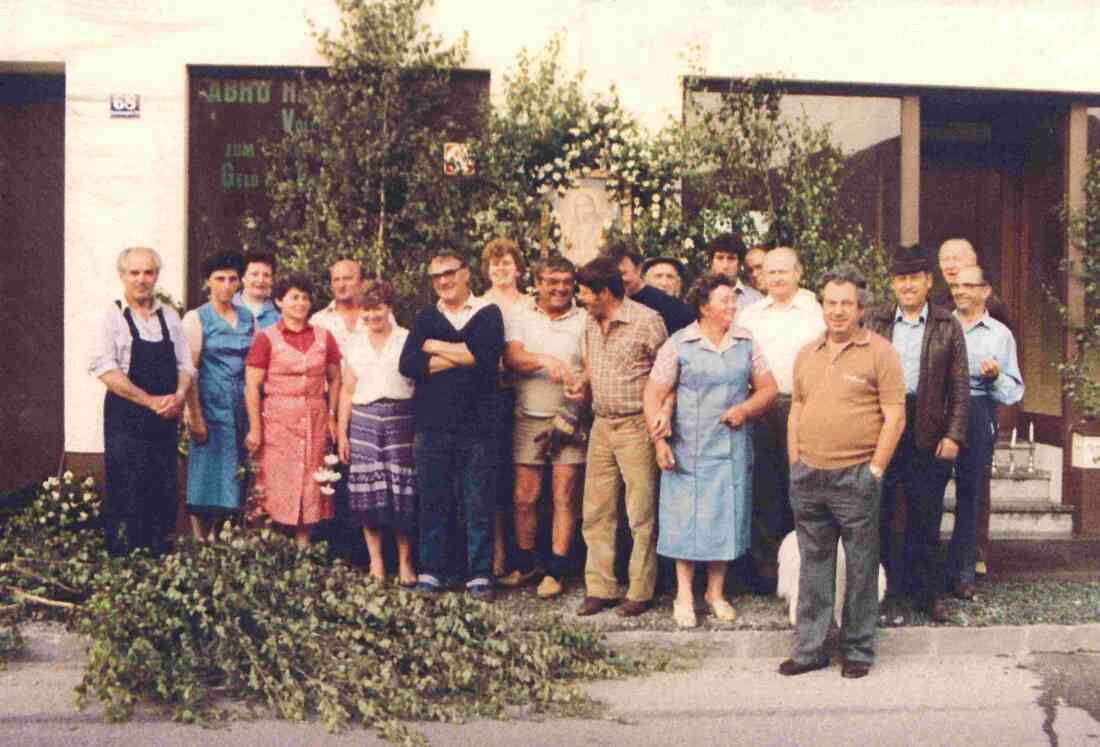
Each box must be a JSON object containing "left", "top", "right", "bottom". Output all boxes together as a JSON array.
[{"left": 900, "top": 96, "right": 920, "bottom": 245}]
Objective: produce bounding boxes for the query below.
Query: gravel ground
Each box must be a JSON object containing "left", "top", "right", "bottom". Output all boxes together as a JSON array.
[{"left": 487, "top": 575, "right": 1100, "bottom": 632}]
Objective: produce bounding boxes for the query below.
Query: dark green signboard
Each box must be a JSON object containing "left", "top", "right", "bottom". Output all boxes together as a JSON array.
[{"left": 186, "top": 65, "right": 489, "bottom": 306}]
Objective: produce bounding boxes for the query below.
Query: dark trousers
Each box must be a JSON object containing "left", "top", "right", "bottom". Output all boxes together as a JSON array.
[
  {"left": 104, "top": 431, "right": 177, "bottom": 557},
  {"left": 414, "top": 430, "right": 496, "bottom": 582},
  {"left": 790, "top": 460, "right": 880, "bottom": 665},
  {"left": 947, "top": 396, "right": 997, "bottom": 586},
  {"left": 312, "top": 462, "right": 371, "bottom": 567},
  {"left": 751, "top": 395, "right": 794, "bottom": 573},
  {"left": 880, "top": 397, "right": 953, "bottom": 610}
]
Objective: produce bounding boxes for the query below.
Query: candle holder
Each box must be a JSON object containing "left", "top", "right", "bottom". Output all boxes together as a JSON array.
[
  {"left": 1007, "top": 448, "right": 1016, "bottom": 476},
  {"left": 1026, "top": 442, "right": 1037, "bottom": 474}
]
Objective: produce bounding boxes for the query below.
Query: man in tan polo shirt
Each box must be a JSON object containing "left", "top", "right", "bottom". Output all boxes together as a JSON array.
[{"left": 779, "top": 265, "right": 905, "bottom": 680}]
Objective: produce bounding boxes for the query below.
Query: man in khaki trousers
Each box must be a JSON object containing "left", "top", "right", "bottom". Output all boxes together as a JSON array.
[{"left": 573, "top": 256, "right": 668, "bottom": 618}]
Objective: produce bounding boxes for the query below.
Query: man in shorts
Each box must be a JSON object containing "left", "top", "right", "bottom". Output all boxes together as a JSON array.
[{"left": 499, "top": 255, "right": 589, "bottom": 598}]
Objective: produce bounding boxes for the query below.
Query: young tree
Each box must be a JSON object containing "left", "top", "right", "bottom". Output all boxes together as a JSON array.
[
  {"left": 246, "top": 0, "right": 474, "bottom": 315},
  {"left": 680, "top": 77, "right": 889, "bottom": 296}
]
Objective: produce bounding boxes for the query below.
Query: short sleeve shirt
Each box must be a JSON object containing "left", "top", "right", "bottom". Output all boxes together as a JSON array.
[
  {"left": 506, "top": 298, "right": 588, "bottom": 417},
  {"left": 246, "top": 321, "right": 342, "bottom": 369},
  {"left": 650, "top": 321, "right": 769, "bottom": 388},
  {"left": 792, "top": 330, "right": 905, "bottom": 469},
  {"left": 583, "top": 298, "right": 668, "bottom": 418}
]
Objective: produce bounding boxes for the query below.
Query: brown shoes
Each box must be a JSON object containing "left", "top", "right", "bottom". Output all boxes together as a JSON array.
[
  {"left": 778, "top": 657, "right": 830, "bottom": 676},
  {"left": 576, "top": 596, "right": 617, "bottom": 616},
  {"left": 841, "top": 659, "right": 871, "bottom": 679},
  {"left": 615, "top": 599, "right": 651, "bottom": 618}
]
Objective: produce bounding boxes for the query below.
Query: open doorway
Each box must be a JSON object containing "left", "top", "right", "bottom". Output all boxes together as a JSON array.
[{"left": 919, "top": 93, "right": 1066, "bottom": 443}]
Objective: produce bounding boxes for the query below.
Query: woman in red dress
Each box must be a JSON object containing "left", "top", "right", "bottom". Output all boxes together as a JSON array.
[{"left": 244, "top": 274, "right": 342, "bottom": 544}]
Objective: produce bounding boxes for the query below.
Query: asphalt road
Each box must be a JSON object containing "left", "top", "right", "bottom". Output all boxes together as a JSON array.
[{"left": 2, "top": 626, "right": 1099, "bottom": 746}]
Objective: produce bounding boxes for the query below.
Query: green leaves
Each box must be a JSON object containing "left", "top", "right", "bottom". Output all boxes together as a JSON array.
[{"left": 63, "top": 525, "right": 653, "bottom": 742}]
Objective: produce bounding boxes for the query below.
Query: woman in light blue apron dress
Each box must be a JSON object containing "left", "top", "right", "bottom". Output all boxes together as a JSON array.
[
  {"left": 182, "top": 252, "right": 255, "bottom": 539},
  {"left": 644, "top": 273, "right": 778, "bottom": 628}
]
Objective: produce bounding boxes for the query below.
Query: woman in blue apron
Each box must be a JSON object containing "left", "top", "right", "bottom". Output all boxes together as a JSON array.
[
  {"left": 643, "top": 273, "right": 778, "bottom": 628},
  {"left": 182, "top": 252, "right": 254, "bottom": 539}
]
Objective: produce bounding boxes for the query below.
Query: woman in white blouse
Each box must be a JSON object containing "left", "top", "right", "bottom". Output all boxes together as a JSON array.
[{"left": 336, "top": 280, "right": 417, "bottom": 586}]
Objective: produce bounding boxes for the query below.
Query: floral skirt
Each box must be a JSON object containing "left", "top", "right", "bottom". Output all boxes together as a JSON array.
[{"left": 348, "top": 399, "right": 416, "bottom": 533}]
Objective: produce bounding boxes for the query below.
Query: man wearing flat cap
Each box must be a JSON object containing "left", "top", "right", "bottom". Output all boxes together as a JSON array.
[
  {"left": 866, "top": 244, "right": 969, "bottom": 623},
  {"left": 641, "top": 256, "right": 685, "bottom": 299}
]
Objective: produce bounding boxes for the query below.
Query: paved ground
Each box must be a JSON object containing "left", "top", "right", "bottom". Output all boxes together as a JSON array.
[
  {"left": 4, "top": 620, "right": 1100, "bottom": 746},
  {"left": 2, "top": 538, "right": 1097, "bottom": 745}
]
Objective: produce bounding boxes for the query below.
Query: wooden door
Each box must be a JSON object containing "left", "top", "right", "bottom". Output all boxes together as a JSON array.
[{"left": 0, "top": 75, "right": 65, "bottom": 490}]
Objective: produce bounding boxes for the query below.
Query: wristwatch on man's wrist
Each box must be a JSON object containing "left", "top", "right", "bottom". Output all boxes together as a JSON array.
[{"left": 868, "top": 464, "right": 883, "bottom": 480}]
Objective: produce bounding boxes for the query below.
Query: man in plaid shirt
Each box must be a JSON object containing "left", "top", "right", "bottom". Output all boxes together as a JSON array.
[{"left": 573, "top": 256, "right": 668, "bottom": 618}]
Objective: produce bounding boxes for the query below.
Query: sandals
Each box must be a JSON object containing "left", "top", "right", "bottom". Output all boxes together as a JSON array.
[
  {"left": 673, "top": 600, "right": 698, "bottom": 629},
  {"left": 706, "top": 596, "right": 738, "bottom": 622}
]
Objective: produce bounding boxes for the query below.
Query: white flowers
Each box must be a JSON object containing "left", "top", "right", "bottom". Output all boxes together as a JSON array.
[
  {"left": 683, "top": 238, "right": 695, "bottom": 250},
  {"left": 313, "top": 458, "right": 340, "bottom": 495},
  {"left": 83, "top": 476, "right": 95, "bottom": 489},
  {"left": 312, "top": 468, "right": 340, "bottom": 484},
  {"left": 62, "top": 470, "right": 74, "bottom": 482}
]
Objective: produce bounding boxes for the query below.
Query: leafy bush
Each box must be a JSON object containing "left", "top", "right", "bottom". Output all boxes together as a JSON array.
[
  {"left": 76, "top": 526, "right": 654, "bottom": 743},
  {"left": 0, "top": 472, "right": 107, "bottom": 617}
]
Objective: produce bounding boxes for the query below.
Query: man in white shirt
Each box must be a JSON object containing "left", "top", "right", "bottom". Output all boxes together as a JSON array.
[
  {"left": 90, "top": 247, "right": 195, "bottom": 557},
  {"left": 499, "top": 255, "right": 588, "bottom": 599},
  {"left": 310, "top": 259, "right": 368, "bottom": 354},
  {"left": 739, "top": 247, "right": 825, "bottom": 589}
]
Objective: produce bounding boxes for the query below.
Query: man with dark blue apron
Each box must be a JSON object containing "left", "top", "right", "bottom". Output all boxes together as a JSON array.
[{"left": 91, "top": 247, "right": 194, "bottom": 557}]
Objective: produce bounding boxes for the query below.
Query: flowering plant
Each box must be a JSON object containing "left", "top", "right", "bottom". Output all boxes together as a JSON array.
[
  {"left": 34, "top": 472, "right": 102, "bottom": 531},
  {"left": 313, "top": 454, "right": 341, "bottom": 496}
]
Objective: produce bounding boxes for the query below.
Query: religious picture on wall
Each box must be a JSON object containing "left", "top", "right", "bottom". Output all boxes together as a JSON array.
[{"left": 550, "top": 175, "right": 619, "bottom": 266}]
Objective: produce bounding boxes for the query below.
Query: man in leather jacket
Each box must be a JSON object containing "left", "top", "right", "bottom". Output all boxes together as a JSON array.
[{"left": 865, "top": 244, "right": 969, "bottom": 623}]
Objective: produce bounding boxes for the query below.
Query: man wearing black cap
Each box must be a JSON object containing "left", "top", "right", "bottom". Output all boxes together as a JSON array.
[
  {"left": 607, "top": 240, "right": 694, "bottom": 334},
  {"left": 866, "top": 244, "right": 969, "bottom": 623}
]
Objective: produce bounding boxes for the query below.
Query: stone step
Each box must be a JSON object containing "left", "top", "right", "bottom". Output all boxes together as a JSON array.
[
  {"left": 941, "top": 497, "right": 1074, "bottom": 539},
  {"left": 944, "top": 471, "right": 1052, "bottom": 503}
]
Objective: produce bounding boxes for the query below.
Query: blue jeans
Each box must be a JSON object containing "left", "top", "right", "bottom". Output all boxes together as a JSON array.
[
  {"left": 415, "top": 430, "right": 496, "bottom": 581},
  {"left": 947, "top": 396, "right": 997, "bottom": 586}
]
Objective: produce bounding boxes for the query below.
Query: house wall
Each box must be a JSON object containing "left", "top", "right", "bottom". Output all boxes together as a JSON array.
[{"left": 4, "top": 0, "right": 1100, "bottom": 455}]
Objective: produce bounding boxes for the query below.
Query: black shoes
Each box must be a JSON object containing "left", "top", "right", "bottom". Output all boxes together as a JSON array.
[{"left": 778, "top": 657, "right": 830, "bottom": 676}]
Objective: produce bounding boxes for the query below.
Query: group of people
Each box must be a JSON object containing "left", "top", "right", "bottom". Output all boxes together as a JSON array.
[{"left": 91, "top": 231, "right": 1022, "bottom": 678}]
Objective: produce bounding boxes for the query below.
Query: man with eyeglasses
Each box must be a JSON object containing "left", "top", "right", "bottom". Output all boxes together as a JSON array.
[
  {"left": 946, "top": 265, "right": 1023, "bottom": 600},
  {"left": 399, "top": 249, "right": 506, "bottom": 601}
]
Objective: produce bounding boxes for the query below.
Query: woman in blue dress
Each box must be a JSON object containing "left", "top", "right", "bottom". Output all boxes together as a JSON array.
[
  {"left": 644, "top": 273, "right": 777, "bottom": 628},
  {"left": 182, "top": 252, "right": 255, "bottom": 539}
]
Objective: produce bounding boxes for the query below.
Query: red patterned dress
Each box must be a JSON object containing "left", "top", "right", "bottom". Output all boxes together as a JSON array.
[{"left": 252, "top": 323, "right": 335, "bottom": 527}]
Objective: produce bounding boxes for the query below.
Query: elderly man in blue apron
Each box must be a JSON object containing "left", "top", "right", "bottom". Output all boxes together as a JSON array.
[{"left": 90, "top": 247, "right": 195, "bottom": 557}]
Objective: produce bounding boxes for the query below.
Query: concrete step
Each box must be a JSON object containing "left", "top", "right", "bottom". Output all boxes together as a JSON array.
[
  {"left": 941, "top": 497, "right": 1074, "bottom": 539},
  {"left": 944, "top": 471, "right": 1052, "bottom": 503}
]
